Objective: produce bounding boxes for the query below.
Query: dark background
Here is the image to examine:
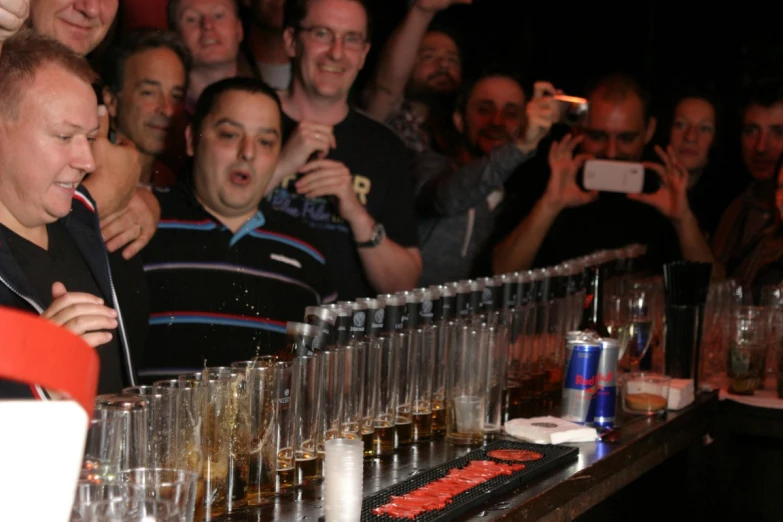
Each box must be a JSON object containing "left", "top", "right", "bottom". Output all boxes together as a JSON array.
[{"left": 357, "top": 0, "right": 782, "bottom": 193}]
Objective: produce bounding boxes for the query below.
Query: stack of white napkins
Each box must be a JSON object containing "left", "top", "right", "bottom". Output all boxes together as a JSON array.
[
  {"left": 504, "top": 416, "right": 598, "bottom": 444},
  {"left": 668, "top": 378, "right": 695, "bottom": 410}
]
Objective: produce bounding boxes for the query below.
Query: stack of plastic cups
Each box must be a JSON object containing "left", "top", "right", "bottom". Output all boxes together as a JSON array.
[{"left": 323, "top": 438, "right": 364, "bottom": 522}]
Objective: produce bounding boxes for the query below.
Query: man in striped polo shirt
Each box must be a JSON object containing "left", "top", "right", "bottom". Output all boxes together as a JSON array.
[{"left": 139, "top": 77, "right": 335, "bottom": 380}]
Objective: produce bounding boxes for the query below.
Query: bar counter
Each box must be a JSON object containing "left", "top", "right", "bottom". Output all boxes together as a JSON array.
[{"left": 221, "top": 392, "right": 718, "bottom": 521}]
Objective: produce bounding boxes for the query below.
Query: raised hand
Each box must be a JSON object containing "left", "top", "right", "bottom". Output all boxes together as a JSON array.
[
  {"left": 86, "top": 105, "right": 142, "bottom": 216},
  {"left": 542, "top": 134, "right": 598, "bottom": 210},
  {"left": 101, "top": 187, "right": 161, "bottom": 259},
  {"left": 295, "top": 159, "right": 365, "bottom": 223},
  {"left": 414, "top": 0, "right": 472, "bottom": 12},
  {"left": 0, "top": 0, "right": 28, "bottom": 48},
  {"left": 43, "top": 282, "right": 118, "bottom": 347},
  {"left": 517, "top": 81, "right": 557, "bottom": 153},
  {"left": 630, "top": 145, "right": 692, "bottom": 223},
  {"left": 275, "top": 121, "right": 336, "bottom": 179}
]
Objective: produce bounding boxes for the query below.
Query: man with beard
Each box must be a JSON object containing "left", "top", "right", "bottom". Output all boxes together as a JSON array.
[
  {"left": 712, "top": 80, "right": 783, "bottom": 278},
  {"left": 364, "top": 0, "right": 469, "bottom": 153},
  {"left": 414, "top": 72, "right": 556, "bottom": 285},
  {"left": 101, "top": 29, "right": 191, "bottom": 188},
  {"left": 493, "top": 73, "right": 718, "bottom": 274},
  {"left": 240, "top": 0, "right": 291, "bottom": 90}
]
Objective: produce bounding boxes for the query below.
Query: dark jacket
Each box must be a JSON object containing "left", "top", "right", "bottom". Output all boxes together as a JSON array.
[
  {"left": 414, "top": 143, "right": 535, "bottom": 286},
  {"left": 0, "top": 186, "right": 137, "bottom": 397}
]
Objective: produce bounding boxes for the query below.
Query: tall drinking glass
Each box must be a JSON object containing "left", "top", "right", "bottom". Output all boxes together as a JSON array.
[
  {"left": 370, "top": 335, "right": 400, "bottom": 456},
  {"left": 727, "top": 306, "right": 768, "bottom": 395},
  {"left": 200, "top": 377, "right": 231, "bottom": 519},
  {"left": 394, "top": 331, "right": 413, "bottom": 448},
  {"left": 82, "top": 417, "right": 123, "bottom": 481},
  {"left": 246, "top": 364, "right": 277, "bottom": 506},
  {"left": 409, "top": 327, "right": 435, "bottom": 442},
  {"left": 94, "top": 394, "right": 149, "bottom": 473},
  {"left": 446, "top": 323, "right": 489, "bottom": 446},
  {"left": 203, "top": 368, "right": 250, "bottom": 513},
  {"left": 292, "top": 353, "right": 323, "bottom": 485},
  {"left": 484, "top": 323, "right": 508, "bottom": 438},
  {"left": 321, "top": 347, "right": 345, "bottom": 447},
  {"left": 625, "top": 289, "right": 656, "bottom": 372},
  {"left": 122, "top": 386, "right": 178, "bottom": 469},
  {"left": 274, "top": 361, "right": 295, "bottom": 494},
  {"left": 341, "top": 342, "right": 366, "bottom": 440},
  {"left": 362, "top": 339, "right": 380, "bottom": 455}
]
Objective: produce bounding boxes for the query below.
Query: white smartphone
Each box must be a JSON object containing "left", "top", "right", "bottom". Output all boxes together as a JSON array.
[{"left": 582, "top": 159, "right": 645, "bottom": 194}]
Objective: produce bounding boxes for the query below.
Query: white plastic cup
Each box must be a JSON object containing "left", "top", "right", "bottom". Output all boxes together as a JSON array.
[{"left": 324, "top": 439, "right": 363, "bottom": 522}]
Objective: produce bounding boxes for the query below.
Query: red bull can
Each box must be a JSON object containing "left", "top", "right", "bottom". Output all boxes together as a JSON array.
[
  {"left": 591, "top": 338, "right": 618, "bottom": 428},
  {"left": 561, "top": 338, "right": 602, "bottom": 424}
]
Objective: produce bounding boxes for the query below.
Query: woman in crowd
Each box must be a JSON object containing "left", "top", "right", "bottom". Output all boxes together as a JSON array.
[{"left": 666, "top": 88, "right": 734, "bottom": 240}]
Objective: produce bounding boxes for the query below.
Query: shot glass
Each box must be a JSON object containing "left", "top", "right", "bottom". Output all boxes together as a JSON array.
[
  {"left": 117, "top": 468, "right": 198, "bottom": 522},
  {"left": 622, "top": 373, "right": 671, "bottom": 415},
  {"left": 83, "top": 498, "right": 179, "bottom": 522}
]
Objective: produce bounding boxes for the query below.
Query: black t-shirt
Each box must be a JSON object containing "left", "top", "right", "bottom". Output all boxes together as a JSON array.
[
  {"left": 533, "top": 193, "right": 682, "bottom": 271},
  {"left": 267, "top": 109, "right": 420, "bottom": 300},
  {"left": 108, "top": 250, "right": 149, "bottom": 373},
  {"left": 0, "top": 222, "right": 126, "bottom": 394}
]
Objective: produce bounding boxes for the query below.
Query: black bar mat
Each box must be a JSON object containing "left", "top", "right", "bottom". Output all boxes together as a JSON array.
[{"left": 358, "top": 440, "right": 579, "bottom": 521}]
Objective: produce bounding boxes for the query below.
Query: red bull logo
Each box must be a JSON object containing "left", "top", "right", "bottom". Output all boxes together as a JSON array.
[{"left": 575, "top": 374, "right": 596, "bottom": 386}]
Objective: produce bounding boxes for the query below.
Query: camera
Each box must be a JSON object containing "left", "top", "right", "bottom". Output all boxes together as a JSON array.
[
  {"left": 554, "top": 94, "right": 589, "bottom": 127},
  {"left": 580, "top": 159, "right": 660, "bottom": 194}
]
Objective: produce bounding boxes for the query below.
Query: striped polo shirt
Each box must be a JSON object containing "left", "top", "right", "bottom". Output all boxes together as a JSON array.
[{"left": 139, "top": 183, "right": 336, "bottom": 380}]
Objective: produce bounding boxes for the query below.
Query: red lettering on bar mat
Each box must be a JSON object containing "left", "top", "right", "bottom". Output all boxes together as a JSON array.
[{"left": 344, "top": 440, "right": 577, "bottom": 521}]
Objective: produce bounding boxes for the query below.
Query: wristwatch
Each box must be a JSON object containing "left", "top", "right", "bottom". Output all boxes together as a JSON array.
[{"left": 356, "top": 223, "right": 386, "bottom": 248}]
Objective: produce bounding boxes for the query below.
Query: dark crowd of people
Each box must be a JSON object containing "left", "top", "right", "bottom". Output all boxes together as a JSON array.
[{"left": 0, "top": 0, "right": 781, "bottom": 396}]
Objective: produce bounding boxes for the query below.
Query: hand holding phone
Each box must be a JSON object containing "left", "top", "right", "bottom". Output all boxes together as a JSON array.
[
  {"left": 517, "top": 81, "right": 558, "bottom": 153},
  {"left": 582, "top": 159, "right": 645, "bottom": 194},
  {"left": 628, "top": 145, "right": 693, "bottom": 223},
  {"left": 542, "top": 134, "right": 598, "bottom": 210},
  {"left": 554, "top": 95, "right": 589, "bottom": 127}
]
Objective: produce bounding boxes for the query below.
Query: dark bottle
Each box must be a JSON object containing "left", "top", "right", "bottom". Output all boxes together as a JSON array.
[
  {"left": 356, "top": 298, "right": 385, "bottom": 339},
  {"left": 279, "top": 322, "right": 323, "bottom": 359},
  {"left": 323, "top": 303, "right": 352, "bottom": 345},
  {"left": 304, "top": 306, "right": 337, "bottom": 350},
  {"left": 578, "top": 252, "right": 610, "bottom": 337}
]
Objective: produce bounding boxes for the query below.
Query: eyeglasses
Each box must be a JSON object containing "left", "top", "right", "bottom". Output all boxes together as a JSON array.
[{"left": 298, "top": 25, "right": 367, "bottom": 51}]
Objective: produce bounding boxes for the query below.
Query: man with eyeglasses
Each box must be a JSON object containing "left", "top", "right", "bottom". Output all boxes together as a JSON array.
[{"left": 266, "top": 0, "right": 422, "bottom": 300}]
